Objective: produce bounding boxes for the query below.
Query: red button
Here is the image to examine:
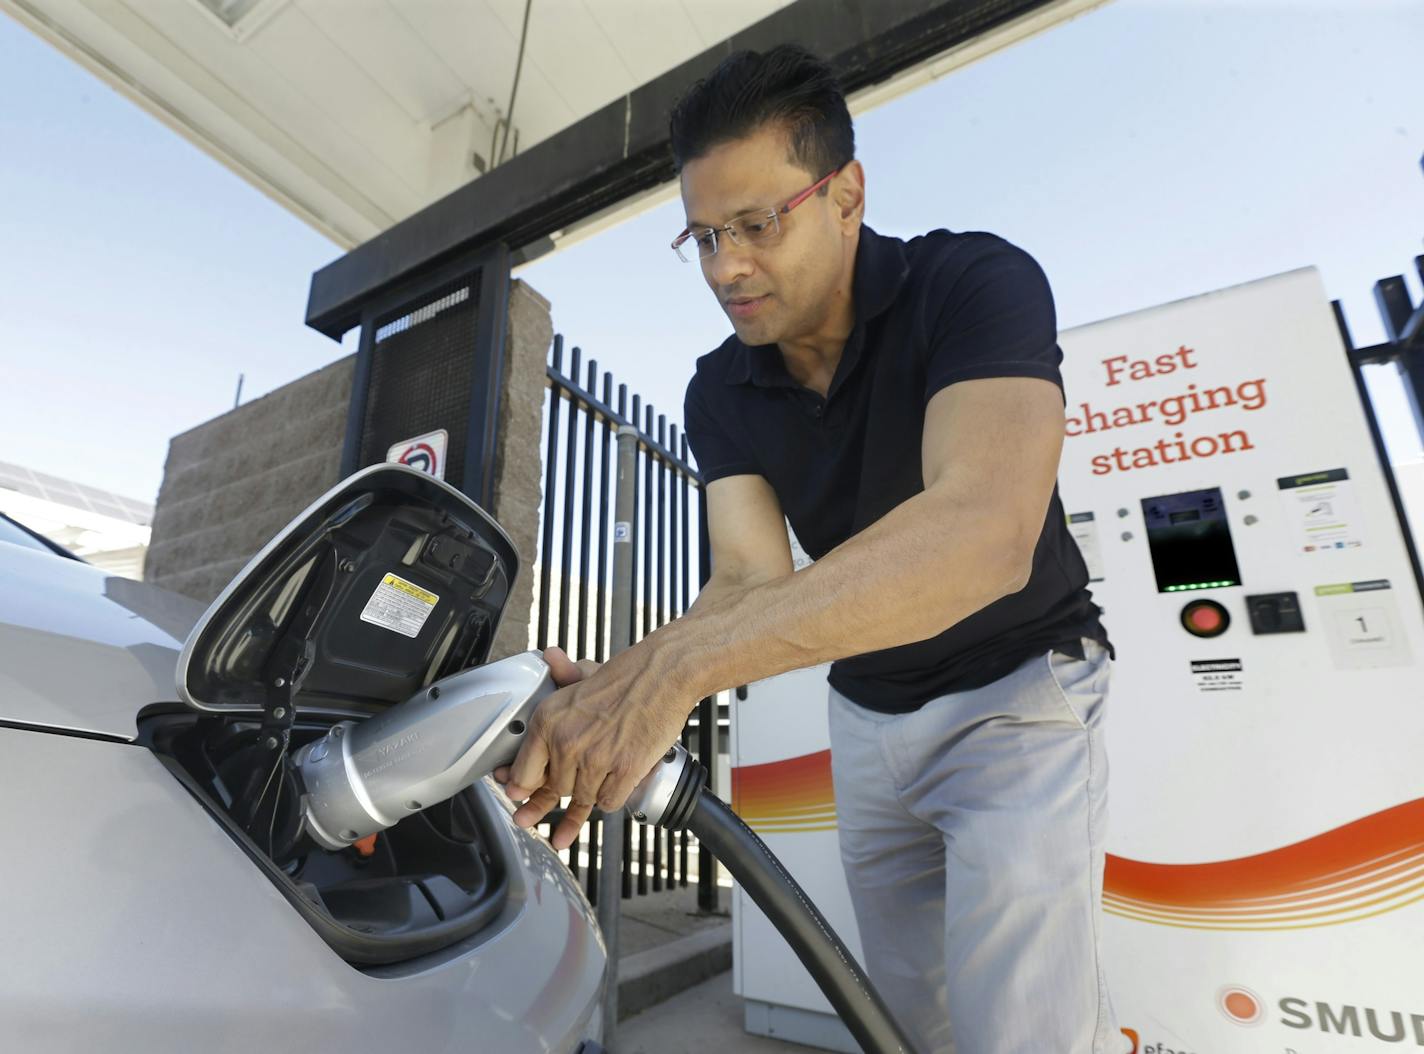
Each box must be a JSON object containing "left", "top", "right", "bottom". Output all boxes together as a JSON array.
[
  {"left": 1189, "top": 605, "right": 1222, "bottom": 632},
  {"left": 1181, "top": 600, "right": 1230, "bottom": 637}
]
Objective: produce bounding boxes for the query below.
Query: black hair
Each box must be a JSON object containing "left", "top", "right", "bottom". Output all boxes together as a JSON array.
[{"left": 668, "top": 45, "right": 854, "bottom": 179}]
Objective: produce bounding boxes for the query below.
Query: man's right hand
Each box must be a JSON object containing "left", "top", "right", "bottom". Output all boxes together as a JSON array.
[{"left": 492, "top": 647, "right": 600, "bottom": 836}]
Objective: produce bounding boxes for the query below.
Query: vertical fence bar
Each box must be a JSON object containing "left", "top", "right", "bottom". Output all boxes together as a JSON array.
[
  {"left": 660, "top": 413, "right": 672, "bottom": 888},
  {"left": 577, "top": 360, "right": 597, "bottom": 662},
  {"left": 654, "top": 413, "right": 669, "bottom": 890},
  {"left": 598, "top": 407, "right": 640, "bottom": 1041},
  {"left": 681, "top": 433, "right": 693, "bottom": 621},
  {"left": 586, "top": 804, "right": 600, "bottom": 905},
  {"left": 557, "top": 347, "right": 581, "bottom": 657},
  {"left": 667, "top": 423, "right": 682, "bottom": 889},
  {"left": 668, "top": 427, "right": 681, "bottom": 619},
  {"left": 629, "top": 395, "right": 642, "bottom": 646},
  {"left": 573, "top": 360, "right": 597, "bottom": 891},
  {"left": 558, "top": 347, "right": 582, "bottom": 877},
  {"left": 679, "top": 433, "right": 693, "bottom": 888},
  {"left": 624, "top": 391, "right": 639, "bottom": 901},
  {"left": 637, "top": 403, "right": 655, "bottom": 897},
  {"left": 642, "top": 405, "right": 655, "bottom": 642},
  {"left": 697, "top": 493, "right": 719, "bottom": 912},
  {"left": 678, "top": 717, "right": 691, "bottom": 889},
  {"left": 536, "top": 336, "right": 563, "bottom": 651},
  {"left": 595, "top": 374, "right": 614, "bottom": 664},
  {"left": 579, "top": 363, "right": 605, "bottom": 904},
  {"left": 657, "top": 414, "right": 668, "bottom": 634},
  {"left": 622, "top": 806, "right": 635, "bottom": 898}
]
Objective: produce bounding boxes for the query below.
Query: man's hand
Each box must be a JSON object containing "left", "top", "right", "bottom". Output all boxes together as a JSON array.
[{"left": 496, "top": 643, "right": 698, "bottom": 850}]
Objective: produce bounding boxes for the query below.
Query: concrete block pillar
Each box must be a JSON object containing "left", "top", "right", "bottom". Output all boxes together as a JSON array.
[{"left": 488, "top": 279, "right": 552, "bottom": 661}]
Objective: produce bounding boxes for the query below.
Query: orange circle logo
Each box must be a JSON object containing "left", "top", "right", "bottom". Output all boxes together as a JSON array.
[{"left": 1218, "top": 985, "right": 1265, "bottom": 1026}]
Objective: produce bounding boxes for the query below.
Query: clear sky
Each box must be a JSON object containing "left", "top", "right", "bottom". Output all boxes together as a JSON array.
[{"left": 1, "top": 0, "right": 1421, "bottom": 506}]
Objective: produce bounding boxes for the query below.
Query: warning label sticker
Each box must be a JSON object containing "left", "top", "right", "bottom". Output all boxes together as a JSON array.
[
  {"left": 360, "top": 573, "right": 439, "bottom": 638},
  {"left": 1191, "top": 658, "right": 1243, "bottom": 693}
]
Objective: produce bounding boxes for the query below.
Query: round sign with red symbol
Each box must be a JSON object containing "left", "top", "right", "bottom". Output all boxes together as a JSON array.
[{"left": 386, "top": 429, "right": 448, "bottom": 480}]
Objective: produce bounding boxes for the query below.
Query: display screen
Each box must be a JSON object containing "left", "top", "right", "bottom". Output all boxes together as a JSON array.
[{"left": 1141, "top": 487, "right": 1242, "bottom": 592}]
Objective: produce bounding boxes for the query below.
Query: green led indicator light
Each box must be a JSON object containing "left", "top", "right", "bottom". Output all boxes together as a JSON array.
[{"left": 1167, "top": 580, "right": 1239, "bottom": 592}]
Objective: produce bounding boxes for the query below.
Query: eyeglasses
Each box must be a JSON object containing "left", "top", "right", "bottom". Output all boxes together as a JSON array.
[{"left": 671, "top": 168, "right": 840, "bottom": 263}]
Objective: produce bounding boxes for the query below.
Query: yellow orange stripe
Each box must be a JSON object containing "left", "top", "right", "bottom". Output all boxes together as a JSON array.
[
  {"left": 1103, "top": 853, "right": 1424, "bottom": 917},
  {"left": 1105, "top": 886, "right": 1424, "bottom": 931},
  {"left": 739, "top": 802, "right": 839, "bottom": 821},
  {"left": 743, "top": 817, "right": 839, "bottom": 831},
  {"left": 1105, "top": 798, "right": 1424, "bottom": 910},
  {"left": 1105, "top": 874, "right": 1424, "bottom": 926},
  {"left": 733, "top": 752, "right": 1424, "bottom": 931}
]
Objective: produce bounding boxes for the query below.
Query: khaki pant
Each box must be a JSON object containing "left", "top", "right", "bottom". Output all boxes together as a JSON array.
[{"left": 828, "top": 640, "right": 1126, "bottom": 1054}]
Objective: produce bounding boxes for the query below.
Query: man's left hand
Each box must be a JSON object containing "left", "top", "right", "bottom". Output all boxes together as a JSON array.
[{"left": 497, "top": 642, "right": 698, "bottom": 850}]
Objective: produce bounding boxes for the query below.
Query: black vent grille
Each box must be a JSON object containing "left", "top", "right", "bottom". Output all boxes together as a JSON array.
[{"left": 358, "top": 280, "right": 481, "bottom": 486}]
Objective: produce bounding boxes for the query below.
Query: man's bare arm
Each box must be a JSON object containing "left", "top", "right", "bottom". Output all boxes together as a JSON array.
[
  {"left": 686, "top": 473, "right": 795, "bottom": 613},
  {"left": 650, "top": 376, "right": 1065, "bottom": 697},
  {"left": 501, "top": 375, "right": 1065, "bottom": 840}
]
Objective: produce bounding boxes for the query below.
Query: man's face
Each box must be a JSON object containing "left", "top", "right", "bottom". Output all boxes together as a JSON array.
[{"left": 679, "top": 125, "right": 853, "bottom": 347}]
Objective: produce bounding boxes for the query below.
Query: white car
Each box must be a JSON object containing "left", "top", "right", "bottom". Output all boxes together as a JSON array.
[{"left": 0, "top": 474, "right": 607, "bottom": 1053}]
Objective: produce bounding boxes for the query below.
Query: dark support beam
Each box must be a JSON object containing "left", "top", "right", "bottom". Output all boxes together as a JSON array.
[
  {"left": 1375, "top": 274, "right": 1421, "bottom": 346},
  {"left": 306, "top": 0, "right": 1063, "bottom": 339},
  {"left": 1334, "top": 301, "right": 1424, "bottom": 611},
  {"left": 1371, "top": 273, "right": 1424, "bottom": 453}
]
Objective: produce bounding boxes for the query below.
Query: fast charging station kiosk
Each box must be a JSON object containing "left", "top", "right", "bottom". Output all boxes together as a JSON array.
[{"left": 730, "top": 267, "right": 1424, "bottom": 1053}]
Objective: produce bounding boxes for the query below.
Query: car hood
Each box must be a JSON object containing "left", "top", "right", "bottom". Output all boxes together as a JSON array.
[{"left": 0, "top": 541, "right": 206, "bottom": 740}]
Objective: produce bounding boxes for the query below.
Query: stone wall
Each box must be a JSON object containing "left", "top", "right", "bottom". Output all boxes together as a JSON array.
[
  {"left": 487, "top": 281, "right": 553, "bottom": 660},
  {"left": 146, "top": 279, "right": 551, "bottom": 661},
  {"left": 144, "top": 357, "right": 353, "bottom": 604}
]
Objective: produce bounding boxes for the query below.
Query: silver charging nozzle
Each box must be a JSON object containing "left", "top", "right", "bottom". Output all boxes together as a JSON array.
[
  {"left": 293, "top": 651, "right": 555, "bottom": 850},
  {"left": 292, "top": 649, "right": 706, "bottom": 851},
  {"left": 624, "top": 742, "right": 706, "bottom": 831}
]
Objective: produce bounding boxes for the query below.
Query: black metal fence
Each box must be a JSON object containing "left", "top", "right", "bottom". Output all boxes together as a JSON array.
[{"left": 533, "top": 334, "right": 725, "bottom": 911}]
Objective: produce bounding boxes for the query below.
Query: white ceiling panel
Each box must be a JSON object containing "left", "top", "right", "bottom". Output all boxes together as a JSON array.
[
  {"left": 1, "top": 0, "right": 811, "bottom": 245},
  {"left": 397, "top": 0, "right": 578, "bottom": 157},
  {"left": 589, "top": 0, "right": 705, "bottom": 85},
  {"left": 19, "top": 0, "right": 407, "bottom": 241},
  {"left": 112, "top": 0, "right": 425, "bottom": 217},
  {"left": 244, "top": 6, "right": 431, "bottom": 196},
  {"left": 486, "top": 0, "right": 638, "bottom": 117},
  {"left": 158, "top": 1, "right": 421, "bottom": 220},
  {"left": 4, "top": 0, "right": 1088, "bottom": 255},
  {"left": 396, "top": 0, "right": 521, "bottom": 107},
  {"left": 296, "top": 0, "right": 474, "bottom": 126}
]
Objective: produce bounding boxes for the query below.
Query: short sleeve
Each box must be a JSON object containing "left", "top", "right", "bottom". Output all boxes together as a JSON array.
[
  {"left": 683, "top": 373, "right": 760, "bottom": 483},
  {"left": 924, "top": 241, "right": 1064, "bottom": 405}
]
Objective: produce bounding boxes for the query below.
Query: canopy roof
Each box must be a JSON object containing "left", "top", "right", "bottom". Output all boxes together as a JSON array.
[{"left": 4, "top": 0, "right": 1104, "bottom": 336}]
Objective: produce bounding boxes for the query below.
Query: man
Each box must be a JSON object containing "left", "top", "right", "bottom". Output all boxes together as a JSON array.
[{"left": 500, "top": 45, "right": 1122, "bottom": 1054}]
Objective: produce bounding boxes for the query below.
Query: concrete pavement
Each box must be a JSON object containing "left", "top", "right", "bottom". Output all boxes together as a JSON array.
[{"left": 616, "top": 970, "right": 837, "bottom": 1054}]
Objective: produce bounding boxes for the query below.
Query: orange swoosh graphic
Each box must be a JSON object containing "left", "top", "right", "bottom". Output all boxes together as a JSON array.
[
  {"left": 731, "top": 751, "right": 1424, "bottom": 931},
  {"left": 732, "top": 750, "right": 835, "bottom": 819}
]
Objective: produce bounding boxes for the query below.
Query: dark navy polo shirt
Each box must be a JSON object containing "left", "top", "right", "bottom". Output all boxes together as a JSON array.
[{"left": 683, "top": 224, "right": 1109, "bottom": 713}]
